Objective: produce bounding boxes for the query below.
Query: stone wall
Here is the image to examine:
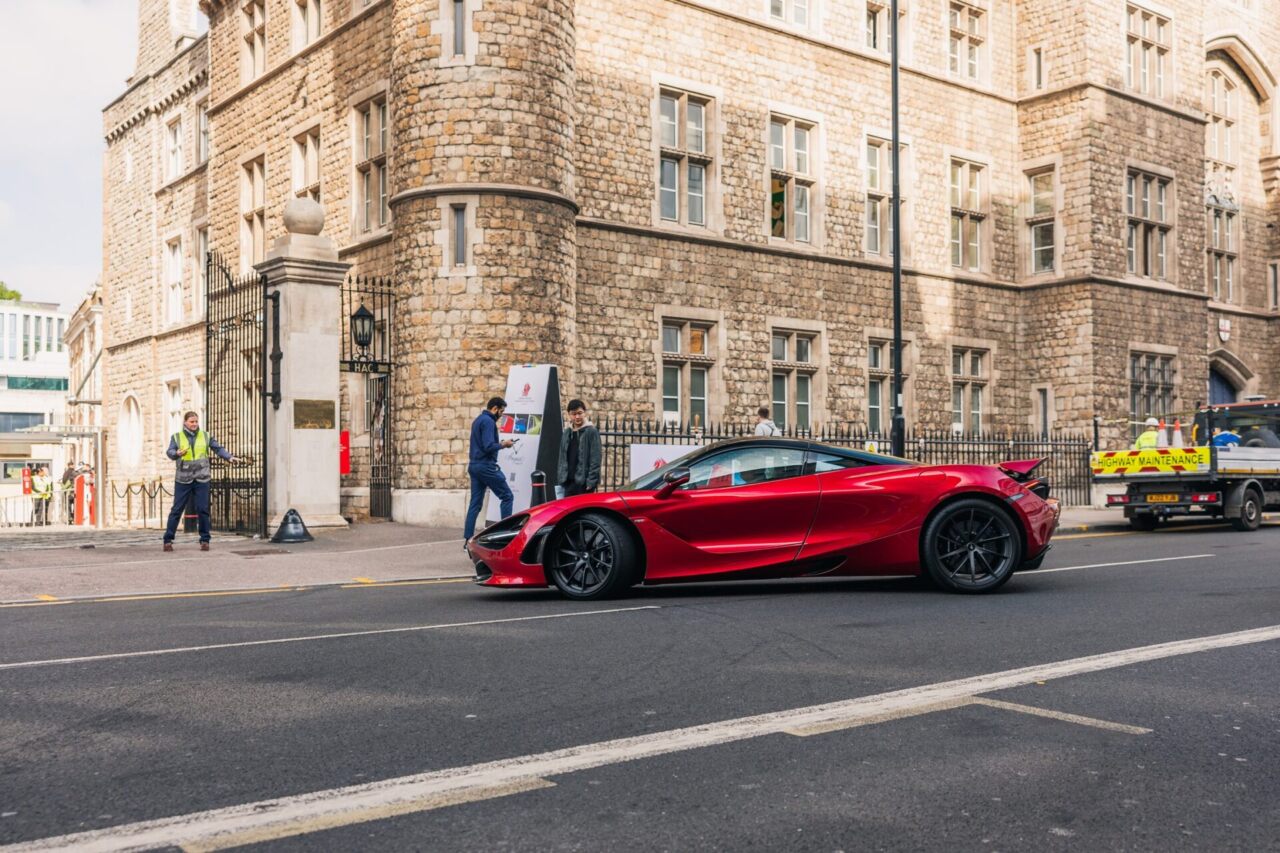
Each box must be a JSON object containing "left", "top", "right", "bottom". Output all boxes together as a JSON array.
[{"left": 99, "top": 0, "right": 1280, "bottom": 519}]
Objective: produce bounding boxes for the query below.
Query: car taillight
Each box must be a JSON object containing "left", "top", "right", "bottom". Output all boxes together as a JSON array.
[
  {"left": 1107, "top": 494, "right": 1130, "bottom": 505},
  {"left": 1189, "top": 492, "right": 1220, "bottom": 504}
]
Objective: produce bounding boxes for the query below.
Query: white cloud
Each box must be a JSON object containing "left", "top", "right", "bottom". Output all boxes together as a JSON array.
[{"left": 0, "top": 0, "right": 138, "bottom": 310}]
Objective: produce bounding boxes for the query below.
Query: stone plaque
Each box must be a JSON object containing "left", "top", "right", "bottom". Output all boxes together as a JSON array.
[{"left": 293, "top": 399, "right": 336, "bottom": 429}]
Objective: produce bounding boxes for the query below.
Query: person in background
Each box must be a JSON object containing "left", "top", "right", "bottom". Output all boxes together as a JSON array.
[
  {"left": 464, "top": 396, "right": 516, "bottom": 547},
  {"left": 1211, "top": 425, "right": 1241, "bottom": 447},
  {"left": 31, "top": 466, "right": 53, "bottom": 526},
  {"left": 755, "top": 405, "right": 781, "bottom": 436},
  {"left": 61, "top": 461, "right": 78, "bottom": 524},
  {"left": 1133, "top": 417, "right": 1160, "bottom": 450},
  {"left": 556, "top": 399, "right": 601, "bottom": 500},
  {"left": 163, "top": 411, "right": 237, "bottom": 552}
]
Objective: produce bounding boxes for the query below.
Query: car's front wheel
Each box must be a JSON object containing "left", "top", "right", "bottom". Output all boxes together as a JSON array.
[
  {"left": 921, "top": 499, "right": 1022, "bottom": 593},
  {"left": 547, "top": 513, "right": 638, "bottom": 600}
]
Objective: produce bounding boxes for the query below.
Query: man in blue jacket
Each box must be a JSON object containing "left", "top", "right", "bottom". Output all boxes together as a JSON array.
[{"left": 464, "top": 396, "right": 516, "bottom": 545}]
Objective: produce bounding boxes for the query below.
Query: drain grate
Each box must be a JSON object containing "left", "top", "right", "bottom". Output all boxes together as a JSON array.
[{"left": 231, "top": 549, "right": 287, "bottom": 556}]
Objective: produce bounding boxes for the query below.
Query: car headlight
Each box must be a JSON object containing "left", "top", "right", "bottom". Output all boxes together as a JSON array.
[{"left": 475, "top": 514, "right": 530, "bottom": 549}]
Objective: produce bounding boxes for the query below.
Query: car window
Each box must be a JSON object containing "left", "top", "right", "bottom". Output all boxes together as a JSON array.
[
  {"left": 684, "top": 446, "right": 807, "bottom": 490},
  {"left": 809, "top": 451, "right": 873, "bottom": 473}
]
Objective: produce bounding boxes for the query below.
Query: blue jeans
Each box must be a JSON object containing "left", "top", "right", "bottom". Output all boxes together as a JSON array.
[
  {"left": 465, "top": 462, "right": 513, "bottom": 541},
  {"left": 164, "top": 479, "right": 211, "bottom": 543}
]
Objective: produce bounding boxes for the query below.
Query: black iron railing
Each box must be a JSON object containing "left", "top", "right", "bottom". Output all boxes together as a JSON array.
[
  {"left": 593, "top": 416, "right": 1093, "bottom": 506},
  {"left": 205, "top": 251, "right": 269, "bottom": 537},
  {"left": 341, "top": 274, "right": 396, "bottom": 518}
]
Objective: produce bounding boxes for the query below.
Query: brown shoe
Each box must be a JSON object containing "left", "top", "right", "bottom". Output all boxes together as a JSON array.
[
  {"left": 163, "top": 543, "right": 174, "bottom": 552},
  {"left": 200, "top": 542, "right": 210, "bottom": 552}
]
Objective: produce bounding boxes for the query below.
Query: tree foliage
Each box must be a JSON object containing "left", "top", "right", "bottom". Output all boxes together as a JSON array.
[{"left": 0, "top": 281, "right": 21, "bottom": 301}]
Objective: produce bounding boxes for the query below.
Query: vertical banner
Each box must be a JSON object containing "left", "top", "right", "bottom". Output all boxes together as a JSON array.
[
  {"left": 629, "top": 444, "right": 701, "bottom": 481},
  {"left": 488, "top": 364, "right": 562, "bottom": 521},
  {"left": 21, "top": 467, "right": 32, "bottom": 496},
  {"left": 339, "top": 430, "right": 351, "bottom": 475}
]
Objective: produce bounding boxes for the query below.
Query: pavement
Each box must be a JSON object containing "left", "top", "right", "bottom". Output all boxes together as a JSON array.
[
  {"left": 0, "top": 522, "right": 471, "bottom": 604},
  {"left": 0, "top": 524, "right": 1277, "bottom": 850}
]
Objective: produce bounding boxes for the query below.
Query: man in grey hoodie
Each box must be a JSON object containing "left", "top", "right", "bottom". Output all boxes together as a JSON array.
[{"left": 556, "top": 399, "right": 601, "bottom": 499}]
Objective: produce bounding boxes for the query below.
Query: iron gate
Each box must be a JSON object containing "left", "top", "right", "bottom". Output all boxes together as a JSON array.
[
  {"left": 340, "top": 274, "right": 395, "bottom": 518},
  {"left": 205, "top": 251, "right": 269, "bottom": 536}
]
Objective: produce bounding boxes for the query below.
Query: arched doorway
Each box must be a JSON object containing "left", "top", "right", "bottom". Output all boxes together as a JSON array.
[{"left": 1209, "top": 368, "right": 1238, "bottom": 405}]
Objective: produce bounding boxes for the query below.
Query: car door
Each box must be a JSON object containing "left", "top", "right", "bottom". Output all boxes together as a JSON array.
[
  {"left": 797, "top": 451, "right": 925, "bottom": 565},
  {"left": 628, "top": 444, "right": 819, "bottom": 580}
]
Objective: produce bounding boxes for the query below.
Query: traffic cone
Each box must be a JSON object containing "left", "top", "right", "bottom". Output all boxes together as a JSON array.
[
  {"left": 1156, "top": 419, "right": 1169, "bottom": 448},
  {"left": 1172, "top": 419, "right": 1184, "bottom": 448},
  {"left": 271, "top": 508, "right": 314, "bottom": 543}
]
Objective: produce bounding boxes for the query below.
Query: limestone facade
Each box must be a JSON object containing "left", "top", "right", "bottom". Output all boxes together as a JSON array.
[{"left": 103, "top": 0, "right": 1280, "bottom": 516}]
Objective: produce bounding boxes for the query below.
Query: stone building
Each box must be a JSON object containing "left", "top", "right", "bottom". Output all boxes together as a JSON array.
[
  {"left": 101, "top": 0, "right": 209, "bottom": 503},
  {"left": 65, "top": 287, "right": 105, "bottom": 471},
  {"left": 103, "top": 0, "right": 1279, "bottom": 521}
]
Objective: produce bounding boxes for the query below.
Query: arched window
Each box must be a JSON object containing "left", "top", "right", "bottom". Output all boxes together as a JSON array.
[{"left": 119, "top": 395, "right": 144, "bottom": 468}]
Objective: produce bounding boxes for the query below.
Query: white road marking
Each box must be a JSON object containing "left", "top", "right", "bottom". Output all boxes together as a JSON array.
[
  {"left": 1026, "top": 554, "right": 1214, "bottom": 574},
  {"left": 8, "top": 623, "right": 1280, "bottom": 852},
  {"left": 970, "top": 697, "right": 1152, "bottom": 735},
  {"left": 0, "top": 606, "right": 661, "bottom": 672},
  {"left": 178, "top": 779, "right": 555, "bottom": 853}
]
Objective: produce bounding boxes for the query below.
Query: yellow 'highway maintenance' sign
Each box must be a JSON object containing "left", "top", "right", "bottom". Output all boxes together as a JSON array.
[{"left": 1090, "top": 446, "right": 1211, "bottom": 476}]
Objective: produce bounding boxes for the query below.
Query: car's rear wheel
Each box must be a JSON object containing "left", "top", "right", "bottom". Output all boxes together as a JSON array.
[
  {"left": 547, "top": 513, "right": 637, "bottom": 600},
  {"left": 922, "top": 499, "right": 1021, "bottom": 593}
]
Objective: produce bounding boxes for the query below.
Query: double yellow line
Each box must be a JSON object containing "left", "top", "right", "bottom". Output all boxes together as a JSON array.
[{"left": 0, "top": 577, "right": 472, "bottom": 609}]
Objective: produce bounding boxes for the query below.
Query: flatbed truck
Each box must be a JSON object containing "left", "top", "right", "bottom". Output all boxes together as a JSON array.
[{"left": 1091, "top": 401, "right": 1280, "bottom": 531}]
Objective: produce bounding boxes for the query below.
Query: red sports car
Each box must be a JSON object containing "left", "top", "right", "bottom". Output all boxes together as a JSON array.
[{"left": 467, "top": 438, "right": 1059, "bottom": 599}]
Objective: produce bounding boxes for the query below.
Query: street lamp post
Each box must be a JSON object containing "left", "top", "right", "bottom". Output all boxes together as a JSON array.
[
  {"left": 889, "top": 0, "right": 906, "bottom": 458},
  {"left": 350, "top": 303, "right": 375, "bottom": 362}
]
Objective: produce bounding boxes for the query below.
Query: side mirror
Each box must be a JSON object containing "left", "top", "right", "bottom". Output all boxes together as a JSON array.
[{"left": 656, "top": 466, "right": 691, "bottom": 498}]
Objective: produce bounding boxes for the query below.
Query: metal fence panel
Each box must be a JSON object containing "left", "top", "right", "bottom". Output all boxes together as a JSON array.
[{"left": 593, "top": 417, "right": 1092, "bottom": 506}]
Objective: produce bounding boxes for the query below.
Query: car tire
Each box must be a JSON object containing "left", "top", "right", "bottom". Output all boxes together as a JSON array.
[
  {"left": 1129, "top": 514, "right": 1159, "bottom": 532},
  {"left": 1229, "top": 489, "right": 1262, "bottom": 532},
  {"left": 547, "top": 513, "right": 638, "bottom": 600},
  {"left": 921, "top": 498, "right": 1022, "bottom": 594}
]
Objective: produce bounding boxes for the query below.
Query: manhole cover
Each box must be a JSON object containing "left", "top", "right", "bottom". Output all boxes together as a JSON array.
[{"left": 231, "top": 549, "right": 286, "bottom": 556}]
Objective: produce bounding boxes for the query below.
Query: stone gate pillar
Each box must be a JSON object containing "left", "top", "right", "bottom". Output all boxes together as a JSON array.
[
  {"left": 388, "top": 0, "right": 578, "bottom": 525},
  {"left": 257, "top": 199, "right": 352, "bottom": 529}
]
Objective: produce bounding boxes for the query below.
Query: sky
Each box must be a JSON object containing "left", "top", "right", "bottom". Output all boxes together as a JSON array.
[{"left": 0, "top": 0, "right": 138, "bottom": 312}]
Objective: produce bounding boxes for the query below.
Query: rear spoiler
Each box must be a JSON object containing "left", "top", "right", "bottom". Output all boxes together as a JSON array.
[{"left": 998, "top": 458, "right": 1047, "bottom": 482}]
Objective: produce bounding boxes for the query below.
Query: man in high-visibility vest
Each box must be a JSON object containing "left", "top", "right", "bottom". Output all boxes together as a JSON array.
[
  {"left": 163, "top": 411, "right": 236, "bottom": 552},
  {"left": 1133, "top": 417, "right": 1161, "bottom": 450},
  {"left": 31, "top": 466, "right": 53, "bottom": 526}
]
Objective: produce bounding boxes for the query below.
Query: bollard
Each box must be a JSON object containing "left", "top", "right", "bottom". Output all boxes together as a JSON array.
[
  {"left": 530, "top": 470, "right": 548, "bottom": 508},
  {"left": 182, "top": 492, "right": 197, "bottom": 533}
]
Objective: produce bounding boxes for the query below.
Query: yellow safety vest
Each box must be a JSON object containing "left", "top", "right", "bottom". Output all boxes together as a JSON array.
[
  {"left": 175, "top": 430, "right": 211, "bottom": 460},
  {"left": 1133, "top": 429, "right": 1159, "bottom": 450}
]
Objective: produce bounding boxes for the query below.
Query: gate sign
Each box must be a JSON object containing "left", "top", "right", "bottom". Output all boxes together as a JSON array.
[
  {"left": 488, "top": 364, "right": 562, "bottom": 521},
  {"left": 629, "top": 443, "right": 702, "bottom": 482},
  {"left": 20, "top": 467, "right": 32, "bottom": 496}
]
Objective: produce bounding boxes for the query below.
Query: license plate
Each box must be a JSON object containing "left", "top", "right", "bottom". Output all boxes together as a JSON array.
[{"left": 1146, "top": 494, "right": 1179, "bottom": 503}]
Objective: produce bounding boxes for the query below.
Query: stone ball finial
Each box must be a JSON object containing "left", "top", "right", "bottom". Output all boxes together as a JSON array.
[{"left": 283, "top": 198, "right": 325, "bottom": 236}]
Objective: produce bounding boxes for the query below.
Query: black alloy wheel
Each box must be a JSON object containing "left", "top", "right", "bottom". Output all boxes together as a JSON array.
[
  {"left": 547, "top": 512, "right": 638, "bottom": 600},
  {"left": 922, "top": 498, "right": 1022, "bottom": 593},
  {"left": 1230, "top": 488, "right": 1263, "bottom": 532}
]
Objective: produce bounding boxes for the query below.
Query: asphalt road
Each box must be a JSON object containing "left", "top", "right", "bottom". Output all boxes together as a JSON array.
[{"left": 1, "top": 522, "right": 1277, "bottom": 851}]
